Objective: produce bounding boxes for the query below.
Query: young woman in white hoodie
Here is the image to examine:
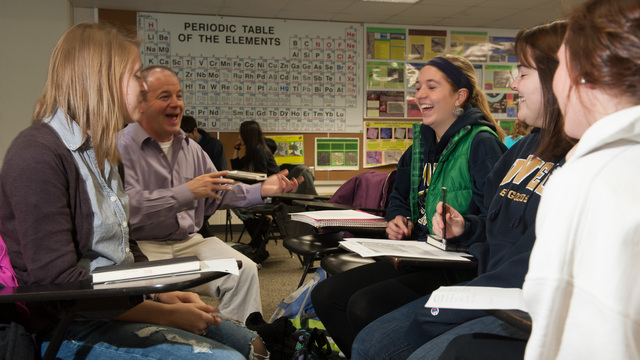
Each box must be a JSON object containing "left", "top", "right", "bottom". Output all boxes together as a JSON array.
[{"left": 523, "top": 0, "right": 640, "bottom": 358}]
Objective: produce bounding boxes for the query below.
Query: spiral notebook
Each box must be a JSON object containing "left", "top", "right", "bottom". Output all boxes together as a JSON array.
[{"left": 289, "top": 209, "right": 387, "bottom": 228}]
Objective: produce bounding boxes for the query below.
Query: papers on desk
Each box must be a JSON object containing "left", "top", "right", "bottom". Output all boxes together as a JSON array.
[
  {"left": 92, "top": 259, "right": 239, "bottom": 289},
  {"left": 339, "top": 238, "right": 471, "bottom": 261},
  {"left": 200, "top": 258, "right": 239, "bottom": 276},
  {"left": 425, "top": 286, "right": 527, "bottom": 311},
  {"left": 226, "top": 170, "right": 267, "bottom": 182},
  {"left": 289, "top": 210, "right": 387, "bottom": 228},
  {"left": 91, "top": 258, "right": 239, "bottom": 284}
]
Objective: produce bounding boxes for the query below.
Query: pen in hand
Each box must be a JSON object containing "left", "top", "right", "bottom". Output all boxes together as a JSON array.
[{"left": 442, "top": 187, "right": 447, "bottom": 240}]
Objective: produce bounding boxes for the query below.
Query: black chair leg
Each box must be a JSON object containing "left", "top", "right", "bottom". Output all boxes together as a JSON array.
[
  {"left": 296, "top": 255, "right": 317, "bottom": 288},
  {"left": 42, "top": 312, "right": 75, "bottom": 360}
]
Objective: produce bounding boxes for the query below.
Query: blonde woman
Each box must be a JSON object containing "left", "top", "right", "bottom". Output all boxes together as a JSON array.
[{"left": 0, "top": 23, "right": 266, "bottom": 359}]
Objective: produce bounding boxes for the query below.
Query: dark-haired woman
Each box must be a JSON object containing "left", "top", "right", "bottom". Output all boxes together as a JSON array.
[{"left": 231, "top": 120, "right": 279, "bottom": 176}]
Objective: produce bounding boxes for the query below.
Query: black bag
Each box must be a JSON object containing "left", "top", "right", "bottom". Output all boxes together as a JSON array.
[
  {"left": 290, "top": 327, "right": 333, "bottom": 360},
  {"left": 228, "top": 243, "right": 269, "bottom": 264},
  {"left": 0, "top": 321, "right": 36, "bottom": 360},
  {"left": 245, "top": 312, "right": 333, "bottom": 360}
]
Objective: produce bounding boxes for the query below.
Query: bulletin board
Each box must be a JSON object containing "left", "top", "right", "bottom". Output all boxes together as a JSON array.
[
  {"left": 137, "top": 12, "right": 364, "bottom": 133},
  {"left": 364, "top": 25, "right": 519, "bottom": 122}
]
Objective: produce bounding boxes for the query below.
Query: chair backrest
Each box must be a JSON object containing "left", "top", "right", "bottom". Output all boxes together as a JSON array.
[
  {"left": 329, "top": 170, "right": 396, "bottom": 211},
  {"left": 283, "top": 165, "right": 318, "bottom": 196},
  {"left": 0, "top": 235, "right": 19, "bottom": 288}
]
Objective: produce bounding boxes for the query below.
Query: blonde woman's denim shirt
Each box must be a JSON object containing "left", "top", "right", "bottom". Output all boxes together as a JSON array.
[{"left": 45, "top": 110, "right": 134, "bottom": 273}]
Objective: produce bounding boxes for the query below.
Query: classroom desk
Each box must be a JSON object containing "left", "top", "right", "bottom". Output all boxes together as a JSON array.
[
  {"left": 380, "top": 254, "right": 478, "bottom": 272},
  {"left": 487, "top": 309, "right": 532, "bottom": 333},
  {"left": 0, "top": 271, "right": 232, "bottom": 303},
  {"left": 0, "top": 269, "right": 237, "bottom": 360}
]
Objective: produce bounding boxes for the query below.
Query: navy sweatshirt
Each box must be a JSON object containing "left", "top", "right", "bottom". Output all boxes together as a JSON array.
[
  {"left": 413, "top": 128, "right": 565, "bottom": 336},
  {"left": 386, "top": 105, "right": 507, "bottom": 239}
]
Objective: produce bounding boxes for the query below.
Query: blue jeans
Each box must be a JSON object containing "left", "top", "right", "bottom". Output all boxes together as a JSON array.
[
  {"left": 40, "top": 318, "right": 260, "bottom": 359},
  {"left": 351, "top": 297, "right": 529, "bottom": 360}
]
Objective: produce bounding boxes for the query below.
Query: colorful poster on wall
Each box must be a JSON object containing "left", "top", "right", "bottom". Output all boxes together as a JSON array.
[
  {"left": 267, "top": 135, "right": 304, "bottom": 164},
  {"left": 499, "top": 120, "right": 517, "bottom": 135},
  {"left": 405, "top": 62, "right": 425, "bottom": 88},
  {"left": 366, "top": 61, "right": 405, "bottom": 89},
  {"left": 489, "top": 36, "right": 516, "bottom": 62},
  {"left": 315, "top": 138, "right": 360, "bottom": 170},
  {"left": 406, "top": 89, "right": 421, "bottom": 118},
  {"left": 363, "top": 121, "right": 416, "bottom": 168},
  {"left": 408, "top": 29, "right": 447, "bottom": 61},
  {"left": 366, "top": 27, "right": 407, "bottom": 60},
  {"left": 484, "top": 64, "right": 517, "bottom": 91},
  {"left": 486, "top": 92, "right": 518, "bottom": 119},
  {"left": 450, "top": 31, "right": 489, "bottom": 62},
  {"left": 365, "top": 91, "right": 405, "bottom": 118}
]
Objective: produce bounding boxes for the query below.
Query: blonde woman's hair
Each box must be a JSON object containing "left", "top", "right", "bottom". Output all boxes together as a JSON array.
[
  {"left": 441, "top": 54, "right": 506, "bottom": 140},
  {"left": 33, "top": 22, "right": 140, "bottom": 169}
]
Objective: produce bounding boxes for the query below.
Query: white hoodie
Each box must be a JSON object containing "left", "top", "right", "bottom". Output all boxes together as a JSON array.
[{"left": 523, "top": 105, "right": 640, "bottom": 359}]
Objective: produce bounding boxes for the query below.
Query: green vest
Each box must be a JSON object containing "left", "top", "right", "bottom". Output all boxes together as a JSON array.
[{"left": 411, "top": 124, "right": 498, "bottom": 234}]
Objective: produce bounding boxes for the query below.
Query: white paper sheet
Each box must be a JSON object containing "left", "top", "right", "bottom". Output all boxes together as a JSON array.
[
  {"left": 339, "top": 238, "right": 471, "bottom": 261},
  {"left": 425, "top": 286, "right": 527, "bottom": 311},
  {"left": 201, "top": 258, "right": 240, "bottom": 276}
]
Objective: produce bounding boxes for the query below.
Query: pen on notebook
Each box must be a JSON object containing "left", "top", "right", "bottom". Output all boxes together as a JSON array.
[{"left": 442, "top": 187, "right": 447, "bottom": 240}]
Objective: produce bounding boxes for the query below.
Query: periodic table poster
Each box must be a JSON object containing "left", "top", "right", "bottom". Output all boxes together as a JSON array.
[{"left": 137, "top": 13, "right": 364, "bottom": 133}]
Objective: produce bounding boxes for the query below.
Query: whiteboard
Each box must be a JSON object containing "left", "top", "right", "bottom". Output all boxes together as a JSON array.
[{"left": 137, "top": 12, "right": 364, "bottom": 133}]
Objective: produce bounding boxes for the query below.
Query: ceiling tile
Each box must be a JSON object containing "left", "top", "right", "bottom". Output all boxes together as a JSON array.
[
  {"left": 71, "top": 0, "right": 584, "bottom": 29},
  {"left": 393, "top": 4, "right": 462, "bottom": 18},
  {"left": 340, "top": 1, "right": 413, "bottom": 16}
]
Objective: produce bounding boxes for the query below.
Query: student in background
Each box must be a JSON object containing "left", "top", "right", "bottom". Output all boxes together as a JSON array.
[
  {"left": 351, "top": 20, "right": 573, "bottom": 360},
  {"left": 312, "top": 55, "right": 507, "bottom": 358},
  {"left": 504, "top": 119, "right": 532, "bottom": 148},
  {"left": 181, "top": 115, "right": 228, "bottom": 171},
  {"left": 523, "top": 0, "right": 640, "bottom": 357},
  {"left": 230, "top": 120, "right": 280, "bottom": 254},
  {"left": 231, "top": 120, "right": 279, "bottom": 176},
  {"left": 0, "top": 23, "right": 266, "bottom": 359}
]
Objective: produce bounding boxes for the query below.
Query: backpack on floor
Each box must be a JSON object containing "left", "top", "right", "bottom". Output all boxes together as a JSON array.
[
  {"left": 269, "top": 268, "right": 327, "bottom": 323},
  {"left": 269, "top": 269, "right": 340, "bottom": 357}
]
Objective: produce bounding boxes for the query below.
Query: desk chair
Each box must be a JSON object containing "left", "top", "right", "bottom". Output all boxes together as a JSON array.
[
  {"left": 320, "top": 252, "right": 375, "bottom": 276},
  {"left": 439, "top": 310, "right": 531, "bottom": 360},
  {"left": 284, "top": 170, "right": 396, "bottom": 287},
  {"left": 0, "top": 243, "right": 239, "bottom": 360}
]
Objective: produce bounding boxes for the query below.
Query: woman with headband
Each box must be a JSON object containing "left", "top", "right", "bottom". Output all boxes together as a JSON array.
[
  {"left": 351, "top": 21, "right": 573, "bottom": 360},
  {"left": 311, "top": 55, "right": 506, "bottom": 358}
]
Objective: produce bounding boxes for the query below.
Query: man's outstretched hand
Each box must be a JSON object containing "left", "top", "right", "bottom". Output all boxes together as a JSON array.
[
  {"left": 187, "top": 170, "right": 234, "bottom": 200},
  {"left": 260, "top": 169, "right": 303, "bottom": 197}
]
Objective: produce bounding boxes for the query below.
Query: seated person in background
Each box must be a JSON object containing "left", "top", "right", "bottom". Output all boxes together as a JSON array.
[
  {"left": 231, "top": 120, "right": 279, "bottom": 176},
  {"left": 118, "top": 65, "right": 301, "bottom": 324},
  {"left": 181, "top": 115, "right": 228, "bottom": 171},
  {"left": 180, "top": 115, "right": 227, "bottom": 238},
  {"left": 0, "top": 22, "right": 266, "bottom": 359},
  {"left": 312, "top": 54, "right": 507, "bottom": 358},
  {"left": 351, "top": 20, "right": 574, "bottom": 360},
  {"left": 504, "top": 119, "right": 532, "bottom": 148},
  {"left": 230, "top": 120, "right": 281, "bottom": 252}
]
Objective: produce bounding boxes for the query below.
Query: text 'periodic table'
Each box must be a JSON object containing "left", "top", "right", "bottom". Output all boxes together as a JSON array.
[{"left": 138, "top": 13, "right": 365, "bottom": 133}]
